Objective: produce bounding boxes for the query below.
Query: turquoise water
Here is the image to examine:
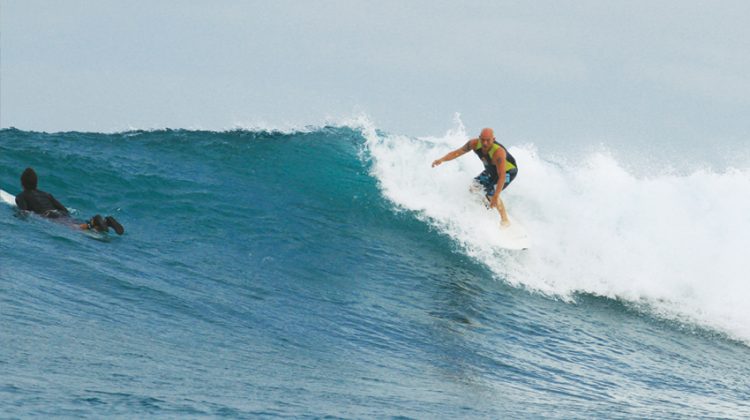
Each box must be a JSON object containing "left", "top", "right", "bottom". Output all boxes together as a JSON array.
[{"left": 1, "top": 126, "right": 749, "bottom": 418}]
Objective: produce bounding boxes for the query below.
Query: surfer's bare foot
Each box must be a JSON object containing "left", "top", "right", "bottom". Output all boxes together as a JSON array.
[{"left": 500, "top": 219, "right": 511, "bottom": 228}]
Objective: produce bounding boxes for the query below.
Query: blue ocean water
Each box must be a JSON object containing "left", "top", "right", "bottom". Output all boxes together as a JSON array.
[{"left": 1, "top": 125, "right": 749, "bottom": 418}]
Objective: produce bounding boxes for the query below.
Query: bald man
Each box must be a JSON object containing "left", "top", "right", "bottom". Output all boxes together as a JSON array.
[{"left": 431, "top": 128, "right": 518, "bottom": 226}]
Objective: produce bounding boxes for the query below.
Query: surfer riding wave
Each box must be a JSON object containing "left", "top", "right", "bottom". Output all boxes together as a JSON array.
[{"left": 431, "top": 128, "right": 518, "bottom": 227}]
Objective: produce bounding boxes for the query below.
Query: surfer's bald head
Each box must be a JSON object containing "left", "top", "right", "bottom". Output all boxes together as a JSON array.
[{"left": 479, "top": 128, "right": 495, "bottom": 148}]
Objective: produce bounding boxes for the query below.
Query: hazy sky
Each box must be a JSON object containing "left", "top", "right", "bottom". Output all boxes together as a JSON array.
[{"left": 2, "top": 0, "right": 749, "bottom": 148}]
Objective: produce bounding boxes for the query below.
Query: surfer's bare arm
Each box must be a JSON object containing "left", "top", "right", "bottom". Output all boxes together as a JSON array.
[{"left": 432, "top": 139, "right": 476, "bottom": 167}]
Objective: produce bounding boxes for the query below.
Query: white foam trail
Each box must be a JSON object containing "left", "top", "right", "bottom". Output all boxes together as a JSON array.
[{"left": 363, "top": 120, "right": 750, "bottom": 344}]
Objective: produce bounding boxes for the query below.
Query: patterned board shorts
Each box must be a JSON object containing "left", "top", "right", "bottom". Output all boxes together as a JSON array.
[{"left": 473, "top": 168, "right": 517, "bottom": 197}]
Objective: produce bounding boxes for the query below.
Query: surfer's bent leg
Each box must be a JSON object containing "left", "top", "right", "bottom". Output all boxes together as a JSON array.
[
  {"left": 81, "top": 214, "right": 125, "bottom": 235},
  {"left": 474, "top": 170, "right": 498, "bottom": 202}
]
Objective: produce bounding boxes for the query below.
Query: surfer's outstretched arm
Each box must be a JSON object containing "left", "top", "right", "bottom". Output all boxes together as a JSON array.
[{"left": 432, "top": 139, "right": 476, "bottom": 167}]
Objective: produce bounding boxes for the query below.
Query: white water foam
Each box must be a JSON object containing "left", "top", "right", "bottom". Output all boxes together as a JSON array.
[{"left": 363, "top": 118, "right": 750, "bottom": 344}]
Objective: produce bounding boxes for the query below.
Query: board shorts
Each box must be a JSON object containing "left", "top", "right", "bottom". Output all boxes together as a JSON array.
[{"left": 473, "top": 168, "right": 518, "bottom": 198}]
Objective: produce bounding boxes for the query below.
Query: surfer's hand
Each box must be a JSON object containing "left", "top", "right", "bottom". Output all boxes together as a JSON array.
[
  {"left": 489, "top": 195, "right": 499, "bottom": 208},
  {"left": 431, "top": 159, "right": 442, "bottom": 167}
]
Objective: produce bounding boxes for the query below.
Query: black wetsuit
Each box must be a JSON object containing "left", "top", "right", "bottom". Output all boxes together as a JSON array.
[
  {"left": 15, "top": 189, "right": 70, "bottom": 218},
  {"left": 14, "top": 188, "right": 124, "bottom": 234}
]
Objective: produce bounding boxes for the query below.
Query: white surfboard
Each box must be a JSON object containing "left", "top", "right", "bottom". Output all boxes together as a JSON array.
[
  {"left": 493, "top": 216, "right": 530, "bottom": 250},
  {"left": 469, "top": 192, "right": 530, "bottom": 250},
  {"left": 1, "top": 188, "right": 16, "bottom": 206}
]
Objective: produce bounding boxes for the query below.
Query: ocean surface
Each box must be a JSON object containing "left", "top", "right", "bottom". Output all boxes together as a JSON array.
[{"left": 1, "top": 122, "right": 749, "bottom": 418}]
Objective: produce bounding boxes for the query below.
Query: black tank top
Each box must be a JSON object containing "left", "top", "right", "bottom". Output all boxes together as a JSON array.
[{"left": 473, "top": 141, "right": 517, "bottom": 172}]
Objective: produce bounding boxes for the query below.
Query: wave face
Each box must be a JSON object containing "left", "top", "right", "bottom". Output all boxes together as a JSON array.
[{"left": 2, "top": 125, "right": 750, "bottom": 417}]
